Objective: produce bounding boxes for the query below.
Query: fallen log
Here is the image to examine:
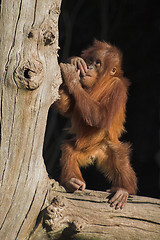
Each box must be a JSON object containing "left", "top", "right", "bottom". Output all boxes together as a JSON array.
[{"left": 31, "top": 180, "right": 160, "bottom": 240}]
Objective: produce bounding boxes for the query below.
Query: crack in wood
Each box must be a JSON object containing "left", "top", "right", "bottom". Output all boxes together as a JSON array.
[
  {"left": 7, "top": 87, "right": 18, "bottom": 157},
  {"left": 90, "top": 223, "right": 120, "bottom": 228},
  {"left": 0, "top": 84, "right": 2, "bottom": 126},
  {"left": 28, "top": 190, "right": 49, "bottom": 239},
  {"left": 25, "top": 92, "right": 42, "bottom": 182},
  {"left": 0, "top": 136, "right": 22, "bottom": 230},
  {"left": 128, "top": 200, "right": 160, "bottom": 206},
  {"left": 79, "top": 229, "right": 108, "bottom": 235},
  {"left": 90, "top": 222, "right": 158, "bottom": 233},
  {"left": 119, "top": 224, "right": 159, "bottom": 233},
  {"left": 0, "top": 85, "right": 5, "bottom": 184},
  {"left": 1, "top": 161, "right": 6, "bottom": 188},
  {"left": 115, "top": 215, "right": 160, "bottom": 226},
  {"left": 5, "top": 0, "right": 23, "bottom": 71},
  {"left": 1, "top": 87, "right": 18, "bottom": 188},
  {"left": 66, "top": 196, "right": 108, "bottom": 204},
  {"left": 15, "top": 181, "right": 39, "bottom": 240},
  {"left": 1, "top": 69, "right": 17, "bottom": 186},
  {"left": 31, "top": 0, "right": 37, "bottom": 28}
]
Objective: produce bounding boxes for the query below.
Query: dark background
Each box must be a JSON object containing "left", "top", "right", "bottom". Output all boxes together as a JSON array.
[{"left": 43, "top": 0, "right": 160, "bottom": 198}]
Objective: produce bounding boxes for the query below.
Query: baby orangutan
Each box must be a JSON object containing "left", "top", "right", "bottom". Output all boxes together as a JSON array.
[{"left": 57, "top": 40, "right": 137, "bottom": 209}]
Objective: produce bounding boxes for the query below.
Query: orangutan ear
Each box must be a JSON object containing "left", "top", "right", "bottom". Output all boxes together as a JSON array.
[{"left": 110, "top": 67, "right": 117, "bottom": 75}]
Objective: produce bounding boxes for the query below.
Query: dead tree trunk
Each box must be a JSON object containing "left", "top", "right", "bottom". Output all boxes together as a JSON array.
[{"left": 0, "top": 0, "right": 62, "bottom": 239}]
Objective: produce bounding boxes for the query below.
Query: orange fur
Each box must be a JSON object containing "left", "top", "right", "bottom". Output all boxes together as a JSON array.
[{"left": 57, "top": 40, "right": 137, "bottom": 195}]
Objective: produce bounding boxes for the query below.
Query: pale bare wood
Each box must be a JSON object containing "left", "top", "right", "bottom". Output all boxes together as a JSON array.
[
  {"left": 41, "top": 180, "right": 160, "bottom": 240},
  {"left": 0, "top": 1, "right": 62, "bottom": 239}
]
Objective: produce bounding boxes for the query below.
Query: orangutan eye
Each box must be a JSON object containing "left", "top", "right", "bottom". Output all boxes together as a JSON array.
[{"left": 96, "top": 60, "right": 101, "bottom": 67}]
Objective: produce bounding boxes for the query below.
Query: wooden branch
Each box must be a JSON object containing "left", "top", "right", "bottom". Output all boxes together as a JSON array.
[{"left": 30, "top": 180, "right": 160, "bottom": 240}]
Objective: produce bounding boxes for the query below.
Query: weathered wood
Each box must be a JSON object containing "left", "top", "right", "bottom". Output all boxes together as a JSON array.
[
  {"left": 0, "top": 1, "right": 62, "bottom": 239},
  {"left": 40, "top": 180, "right": 160, "bottom": 240}
]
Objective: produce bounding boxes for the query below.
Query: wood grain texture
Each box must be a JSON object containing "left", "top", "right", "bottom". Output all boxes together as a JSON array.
[
  {"left": 0, "top": 1, "right": 62, "bottom": 239},
  {"left": 42, "top": 180, "right": 160, "bottom": 240}
]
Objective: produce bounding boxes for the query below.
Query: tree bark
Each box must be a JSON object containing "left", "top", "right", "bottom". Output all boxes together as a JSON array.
[
  {"left": 40, "top": 181, "right": 160, "bottom": 240},
  {"left": 0, "top": 1, "right": 62, "bottom": 239}
]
